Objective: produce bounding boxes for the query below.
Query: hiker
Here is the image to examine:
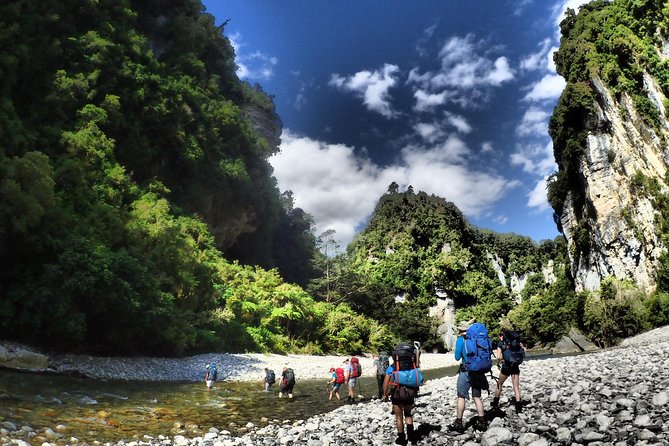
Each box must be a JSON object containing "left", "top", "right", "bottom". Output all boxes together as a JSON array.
[
  {"left": 374, "top": 352, "right": 390, "bottom": 399},
  {"left": 279, "top": 366, "right": 295, "bottom": 398},
  {"left": 344, "top": 357, "right": 362, "bottom": 403},
  {"left": 383, "top": 343, "right": 423, "bottom": 445},
  {"left": 493, "top": 330, "right": 526, "bottom": 413},
  {"left": 204, "top": 363, "right": 218, "bottom": 391},
  {"left": 449, "top": 320, "right": 489, "bottom": 433},
  {"left": 263, "top": 368, "right": 276, "bottom": 392},
  {"left": 327, "top": 367, "right": 343, "bottom": 400}
]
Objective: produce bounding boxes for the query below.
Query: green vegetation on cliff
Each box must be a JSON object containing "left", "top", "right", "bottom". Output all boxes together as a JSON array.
[{"left": 0, "top": 0, "right": 380, "bottom": 355}]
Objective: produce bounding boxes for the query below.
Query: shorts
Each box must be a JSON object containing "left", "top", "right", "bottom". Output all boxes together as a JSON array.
[
  {"left": 456, "top": 371, "right": 482, "bottom": 399},
  {"left": 391, "top": 385, "right": 416, "bottom": 406},
  {"left": 500, "top": 363, "right": 520, "bottom": 376},
  {"left": 280, "top": 382, "right": 295, "bottom": 393},
  {"left": 348, "top": 378, "right": 357, "bottom": 388},
  {"left": 206, "top": 380, "right": 214, "bottom": 388},
  {"left": 331, "top": 383, "right": 341, "bottom": 390}
]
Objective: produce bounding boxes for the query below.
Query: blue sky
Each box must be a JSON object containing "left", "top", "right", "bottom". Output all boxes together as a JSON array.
[{"left": 203, "top": 0, "right": 593, "bottom": 248}]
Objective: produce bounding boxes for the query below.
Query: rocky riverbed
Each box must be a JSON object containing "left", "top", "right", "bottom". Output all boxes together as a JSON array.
[{"left": 2, "top": 325, "right": 668, "bottom": 445}]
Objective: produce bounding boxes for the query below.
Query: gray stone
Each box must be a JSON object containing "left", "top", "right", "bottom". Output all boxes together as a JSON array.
[
  {"left": 556, "top": 427, "right": 571, "bottom": 443},
  {"left": 481, "top": 427, "right": 513, "bottom": 446},
  {"left": 652, "top": 391, "right": 668, "bottom": 406}
]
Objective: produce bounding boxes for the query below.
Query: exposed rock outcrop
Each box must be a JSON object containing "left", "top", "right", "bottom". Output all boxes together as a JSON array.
[{"left": 559, "top": 74, "right": 669, "bottom": 293}]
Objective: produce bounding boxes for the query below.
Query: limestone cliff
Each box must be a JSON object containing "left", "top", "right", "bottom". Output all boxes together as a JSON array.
[
  {"left": 559, "top": 75, "right": 669, "bottom": 292},
  {"left": 550, "top": 2, "right": 669, "bottom": 293}
]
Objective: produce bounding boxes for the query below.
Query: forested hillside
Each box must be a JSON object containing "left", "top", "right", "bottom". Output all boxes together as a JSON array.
[{"left": 0, "top": 0, "right": 387, "bottom": 355}]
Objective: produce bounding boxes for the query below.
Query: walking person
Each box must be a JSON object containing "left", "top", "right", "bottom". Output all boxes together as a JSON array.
[
  {"left": 204, "top": 363, "right": 218, "bottom": 391},
  {"left": 327, "top": 367, "right": 343, "bottom": 400},
  {"left": 493, "top": 330, "right": 526, "bottom": 413},
  {"left": 373, "top": 352, "right": 390, "bottom": 399},
  {"left": 383, "top": 343, "right": 422, "bottom": 445},
  {"left": 344, "top": 357, "right": 361, "bottom": 403},
  {"left": 449, "top": 320, "right": 489, "bottom": 433},
  {"left": 263, "top": 368, "right": 276, "bottom": 392},
  {"left": 279, "top": 366, "right": 295, "bottom": 398}
]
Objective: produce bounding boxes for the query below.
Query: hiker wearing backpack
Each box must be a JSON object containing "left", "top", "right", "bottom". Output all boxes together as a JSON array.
[
  {"left": 373, "top": 352, "right": 390, "bottom": 399},
  {"left": 279, "top": 366, "right": 296, "bottom": 398},
  {"left": 204, "top": 363, "right": 218, "bottom": 391},
  {"left": 344, "top": 357, "right": 362, "bottom": 403},
  {"left": 449, "top": 320, "right": 490, "bottom": 433},
  {"left": 327, "top": 367, "right": 344, "bottom": 400},
  {"left": 493, "top": 330, "right": 526, "bottom": 413},
  {"left": 383, "top": 342, "right": 423, "bottom": 445},
  {"left": 263, "top": 368, "right": 276, "bottom": 392}
]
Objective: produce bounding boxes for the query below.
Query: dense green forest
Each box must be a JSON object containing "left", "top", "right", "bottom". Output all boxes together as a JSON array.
[{"left": 2, "top": 0, "right": 668, "bottom": 356}]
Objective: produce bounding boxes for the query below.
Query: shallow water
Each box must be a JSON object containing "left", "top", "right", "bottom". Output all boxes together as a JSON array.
[{"left": 0, "top": 366, "right": 456, "bottom": 443}]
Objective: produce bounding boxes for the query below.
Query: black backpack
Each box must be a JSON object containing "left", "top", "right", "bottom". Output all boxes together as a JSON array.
[
  {"left": 393, "top": 343, "right": 417, "bottom": 371},
  {"left": 502, "top": 331, "right": 525, "bottom": 366},
  {"left": 284, "top": 368, "right": 295, "bottom": 384}
]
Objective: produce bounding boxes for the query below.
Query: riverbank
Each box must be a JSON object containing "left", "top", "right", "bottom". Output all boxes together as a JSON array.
[
  {"left": 46, "top": 351, "right": 456, "bottom": 382},
  {"left": 2, "top": 325, "right": 668, "bottom": 445}
]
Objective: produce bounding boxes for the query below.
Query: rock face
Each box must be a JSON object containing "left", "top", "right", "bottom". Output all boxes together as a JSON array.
[{"left": 558, "top": 74, "right": 669, "bottom": 293}]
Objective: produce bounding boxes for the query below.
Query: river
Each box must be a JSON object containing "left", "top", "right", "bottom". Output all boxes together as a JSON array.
[{"left": 0, "top": 366, "right": 457, "bottom": 443}]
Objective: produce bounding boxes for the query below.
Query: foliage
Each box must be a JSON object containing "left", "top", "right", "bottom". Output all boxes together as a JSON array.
[
  {"left": 581, "top": 277, "right": 650, "bottom": 347},
  {"left": 506, "top": 264, "right": 581, "bottom": 346}
]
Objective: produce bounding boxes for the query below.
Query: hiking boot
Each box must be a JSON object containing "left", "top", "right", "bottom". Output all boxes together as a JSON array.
[
  {"left": 491, "top": 397, "right": 499, "bottom": 408},
  {"left": 515, "top": 399, "right": 523, "bottom": 413},
  {"left": 395, "top": 432, "right": 408, "bottom": 445},
  {"left": 448, "top": 418, "right": 465, "bottom": 433},
  {"left": 474, "top": 417, "right": 487, "bottom": 432}
]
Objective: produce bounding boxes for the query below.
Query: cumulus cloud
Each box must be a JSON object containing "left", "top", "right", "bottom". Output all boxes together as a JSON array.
[
  {"left": 444, "top": 111, "right": 472, "bottom": 134},
  {"left": 524, "top": 74, "right": 566, "bottom": 101},
  {"left": 407, "top": 34, "right": 515, "bottom": 110},
  {"left": 329, "top": 64, "right": 400, "bottom": 118},
  {"left": 270, "top": 131, "right": 519, "bottom": 246}
]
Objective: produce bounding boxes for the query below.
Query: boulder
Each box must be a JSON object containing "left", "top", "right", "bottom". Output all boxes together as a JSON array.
[
  {"left": 551, "top": 336, "right": 581, "bottom": 354},
  {"left": 0, "top": 344, "right": 48, "bottom": 371},
  {"left": 568, "top": 328, "right": 599, "bottom": 352}
]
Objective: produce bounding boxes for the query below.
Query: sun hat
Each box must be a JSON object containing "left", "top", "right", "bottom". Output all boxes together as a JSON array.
[{"left": 456, "top": 321, "right": 471, "bottom": 332}]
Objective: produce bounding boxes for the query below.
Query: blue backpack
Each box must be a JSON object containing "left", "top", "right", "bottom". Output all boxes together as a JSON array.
[
  {"left": 208, "top": 364, "right": 218, "bottom": 380},
  {"left": 464, "top": 323, "right": 492, "bottom": 372}
]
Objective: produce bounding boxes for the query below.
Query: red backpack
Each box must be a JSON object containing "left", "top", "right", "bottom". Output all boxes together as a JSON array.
[
  {"left": 335, "top": 367, "right": 346, "bottom": 384},
  {"left": 350, "top": 357, "right": 362, "bottom": 378}
]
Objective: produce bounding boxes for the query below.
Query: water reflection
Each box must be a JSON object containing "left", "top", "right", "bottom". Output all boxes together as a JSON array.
[{"left": 0, "top": 366, "right": 455, "bottom": 442}]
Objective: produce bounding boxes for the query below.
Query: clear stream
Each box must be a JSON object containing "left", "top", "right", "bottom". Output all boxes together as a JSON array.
[{"left": 0, "top": 366, "right": 457, "bottom": 443}]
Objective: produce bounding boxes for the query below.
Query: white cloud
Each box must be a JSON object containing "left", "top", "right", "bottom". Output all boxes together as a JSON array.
[
  {"left": 520, "top": 39, "right": 553, "bottom": 72},
  {"left": 444, "top": 111, "right": 472, "bottom": 134},
  {"left": 329, "top": 64, "right": 400, "bottom": 118},
  {"left": 413, "top": 89, "right": 450, "bottom": 112},
  {"left": 516, "top": 106, "right": 550, "bottom": 137},
  {"left": 271, "top": 131, "right": 519, "bottom": 246},
  {"left": 407, "top": 34, "right": 515, "bottom": 110},
  {"left": 481, "top": 142, "right": 494, "bottom": 153},
  {"left": 414, "top": 122, "right": 444, "bottom": 143},
  {"left": 527, "top": 176, "right": 552, "bottom": 211},
  {"left": 228, "top": 32, "right": 277, "bottom": 81},
  {"left": 524, "top": 74, "right": 566, "bottom": 101},
  {"left": 493, "top": 215, "right": 509, "bottom": 224},
  {"left": 510, "top": 141, "right": 556, "bottom": 177}
]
